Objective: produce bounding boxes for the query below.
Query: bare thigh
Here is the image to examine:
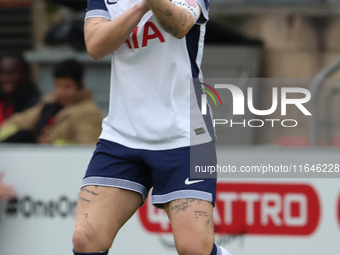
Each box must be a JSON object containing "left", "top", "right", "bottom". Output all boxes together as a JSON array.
[
  {"left": 164, "top": 198, "right": 215, "bottom": 255},
  {"left": 73, "top": 185, "right": 143, "bottom": 252}
]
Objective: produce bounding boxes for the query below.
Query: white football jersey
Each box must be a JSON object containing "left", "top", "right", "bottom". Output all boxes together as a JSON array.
[{"left": 86, "top": 0, "right": 216, "bottom": 150}]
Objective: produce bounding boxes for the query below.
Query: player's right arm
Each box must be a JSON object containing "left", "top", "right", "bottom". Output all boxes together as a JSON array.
[{"left": 84, "top": 0, "right": 150, "bottom": 60}]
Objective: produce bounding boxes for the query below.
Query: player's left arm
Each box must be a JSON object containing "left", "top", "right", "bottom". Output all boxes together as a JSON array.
[{"left": 145, "top": 0, "right": 202, "bottom": 39}]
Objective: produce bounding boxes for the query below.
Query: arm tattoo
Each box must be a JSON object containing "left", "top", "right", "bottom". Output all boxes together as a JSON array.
[
  {"left": 84, "top": 18, "right": 92, "bottom": 27},
  {"left": 164, "top": 7, "right": 173, "bottom": 17},
  {"left": 100, "top": 18, "right": 110, "bottom": 23},
  {"left": 157, "top": 6, "right": 172, "bottom": 16},
  {"left": 156, "top": 4, "right": 195, "bottom": 36},
  {"left": 84, "top": 17, "right": 110, "bottom": 27},
  {"left": 159, "top": 20, "right": 177, "bottom": 36},
  {"left": 178, "top": 9, "right": 188, "bottom": 27},
  {"left": 84, "top": 17, "right": 110, "bottom": 35}
]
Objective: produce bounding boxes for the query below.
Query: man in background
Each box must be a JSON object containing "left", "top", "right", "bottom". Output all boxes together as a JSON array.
[
  {"left": 0, "top": 55, "right": 40, "bottom": 125},
  {"left": 0, "top": 59, "right": 102, "bottom": 145}
]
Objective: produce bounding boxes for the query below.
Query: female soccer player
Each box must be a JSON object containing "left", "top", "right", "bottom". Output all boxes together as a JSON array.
[{"left": 72, "top": 0, "right": 231, "bottom": 254}]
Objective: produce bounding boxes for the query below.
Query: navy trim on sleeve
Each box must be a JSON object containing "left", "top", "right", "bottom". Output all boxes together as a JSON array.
[{"left": 86, "top": 0, "right": 108, "bottom": 12}]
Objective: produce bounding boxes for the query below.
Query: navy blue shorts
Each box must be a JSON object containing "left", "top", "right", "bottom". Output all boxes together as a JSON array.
[{"left": 82, "top": 139, "right": 217, "bottom": 207}]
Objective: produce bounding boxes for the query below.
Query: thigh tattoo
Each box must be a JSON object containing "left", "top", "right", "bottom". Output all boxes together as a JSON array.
[
  {"left": 169, "top": 198, "right": 202, "bottom": 213},
  {"left": 194, "top": 210, "right": 214, "bottom": 236}
]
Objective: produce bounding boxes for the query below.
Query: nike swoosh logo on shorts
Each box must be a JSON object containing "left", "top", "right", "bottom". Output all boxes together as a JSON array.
[{"left": 185, "top": 178, "right": 204, "bottom": 185}]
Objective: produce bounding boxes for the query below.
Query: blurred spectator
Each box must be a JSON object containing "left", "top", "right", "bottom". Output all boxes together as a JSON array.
[
  {"left": 0, "top": 59, "right": 103, "bottom": 145},
  {"left": 0, "top": 172, "right": 16, "bottom": 202},
  {"left": 0, "top": 55, "right": 40, "bottom": 125}
]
